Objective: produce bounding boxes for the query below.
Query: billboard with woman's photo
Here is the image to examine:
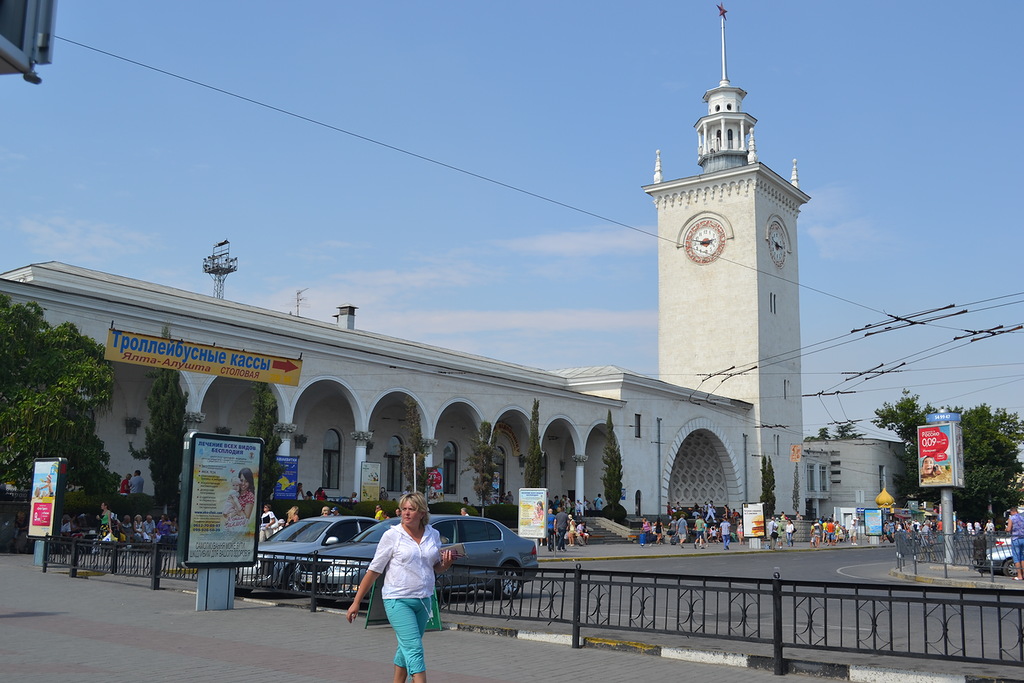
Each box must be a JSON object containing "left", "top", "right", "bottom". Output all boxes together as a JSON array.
[{"left": 177, "top": 432, "right": 264, "bottom": 567}]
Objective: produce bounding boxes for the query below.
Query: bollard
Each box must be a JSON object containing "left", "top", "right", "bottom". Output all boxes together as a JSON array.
[
  {"left": 772, "top": 567, "right": 784, "bottom": 675},
  {"left": 571, "top": 564, "right": 582, "bottom": 648},
  {"left": 70, "top": 537, "right": 79, "bottom": 579},
  {"left": 150, "top": 541, "right": 161, "bottom": 591},
  {"left": 309, "top": 552, "right": 318, "bottom": 612}
]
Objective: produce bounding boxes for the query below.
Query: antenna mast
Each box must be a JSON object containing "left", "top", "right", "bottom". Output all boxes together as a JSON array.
[{"left": 203, "top": 239, "right": 238, "bottom": 299}]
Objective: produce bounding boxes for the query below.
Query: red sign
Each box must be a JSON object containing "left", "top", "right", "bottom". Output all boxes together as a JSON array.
[{"left": 918, "top": 426, "right": 950, "bottom": 462}]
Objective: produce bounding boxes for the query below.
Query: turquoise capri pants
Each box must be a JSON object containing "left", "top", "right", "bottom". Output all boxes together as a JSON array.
[{"left": 383, "top": 597, "right": 432, "bottom": 675}]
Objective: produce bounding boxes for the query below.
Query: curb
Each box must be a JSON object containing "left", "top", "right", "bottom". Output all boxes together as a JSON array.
[{"left": 448, "top": 621, "right": 1024, "bottom": 683}]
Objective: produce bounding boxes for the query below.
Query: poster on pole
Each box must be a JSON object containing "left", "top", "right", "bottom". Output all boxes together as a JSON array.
[
  {"left": 426, "top": 467, "right": 443, "bottom": 502},
  {"left": 274, "top": 455, "right": 299, "bottom": 499},
  {"left": 917, "top": 421, "right": 964, "bottom": 488},
  {"left": 863, "top": 509, "right": 883, "bottom": 536},
  {"left": 177, "top": 432, "right": 264, "bottom": 567},
  {"left": 28, "top": 458, "right": 68, "bottom": 539},
  {"left": 517, "top": 488, "right": 548, "bottom": 539},
  {"left": 360, "top": 461, "right": 381, "bottom": 502},
  {"left": 742, "top": 502, "right": 765, "bottom": 538}
]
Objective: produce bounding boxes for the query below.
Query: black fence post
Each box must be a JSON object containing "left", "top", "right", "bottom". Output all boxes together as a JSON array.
[
  {"left": 571, "top": 564, "right": 582, "bottom": 649},
  {"left": 772, "top": 568, "right": 784, "bottom": 676},
  {"left": 69, "top": 537, "right": 79, "bottom": 579},
  {"left": 309, "top": 553, "right": 318, "bottom": 613},
  {"left": 110, "top": 542, "right": 120, "bottom": 575},
  {"left": 41, "top": 536, "right": 49, "bottom": 573},
  {"left": 150, "top": 542, "right": 161, "bottom": 591}
]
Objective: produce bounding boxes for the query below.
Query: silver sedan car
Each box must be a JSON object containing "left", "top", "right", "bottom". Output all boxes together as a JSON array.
[{"left": 293, "top": 515, "right": 538, "bottom": 599}]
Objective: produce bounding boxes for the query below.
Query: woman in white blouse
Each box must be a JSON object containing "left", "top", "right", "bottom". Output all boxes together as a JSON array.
[{"left": 346, "top": 492, "right": 455, "bottom": 683}]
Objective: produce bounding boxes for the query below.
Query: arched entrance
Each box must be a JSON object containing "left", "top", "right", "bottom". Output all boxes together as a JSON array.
[{"left": 667, "top": 429, "right": 730, "bottom": 507}]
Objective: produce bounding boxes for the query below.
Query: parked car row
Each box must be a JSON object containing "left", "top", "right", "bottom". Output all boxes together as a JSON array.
[{"left": 239, "top": 515, "right": 538, "bottom": 599}]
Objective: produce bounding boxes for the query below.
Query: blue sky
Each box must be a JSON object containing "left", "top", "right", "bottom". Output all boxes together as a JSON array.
[{"left": 2, "top": 2, "right": 1022, "bottom": 442}]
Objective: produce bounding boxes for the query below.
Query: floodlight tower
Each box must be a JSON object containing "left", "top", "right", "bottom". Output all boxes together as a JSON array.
[{"left": 203, "top": 239, "right": 238, "bottom": 299}]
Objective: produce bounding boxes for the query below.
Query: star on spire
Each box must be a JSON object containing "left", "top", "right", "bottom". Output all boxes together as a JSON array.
[{"left": 718, "top": 3, "right": 727, "bottom": 19}]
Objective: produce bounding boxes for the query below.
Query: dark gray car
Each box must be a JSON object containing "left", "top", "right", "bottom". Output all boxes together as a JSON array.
[{"left": 293, "top": 515, "right": 538, "bottom": 598}]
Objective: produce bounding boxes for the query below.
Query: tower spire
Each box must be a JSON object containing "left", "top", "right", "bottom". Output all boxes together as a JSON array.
[{"left": 718, "top": 3, "right": 729, "bottom": 85}]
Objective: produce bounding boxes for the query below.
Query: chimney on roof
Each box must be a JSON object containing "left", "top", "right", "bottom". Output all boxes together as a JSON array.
[{"left": 334, "top": 304, "right": 358, "bottom": 330}]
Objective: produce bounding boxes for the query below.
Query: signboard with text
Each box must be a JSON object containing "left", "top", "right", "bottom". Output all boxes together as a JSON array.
[
  {"left": 517, "top": 488, "right": 548, "bottom": 540},
  {"left": 360, "top": 462, "right": 381, "bottom": 502},
  {"left": 178, "top": 432, "right": 264, "bottom": 567},
  {"left": 274, "top": 456, "right": 299, "bottom": 499},
  {"left": 917, "top": 421, "right": 964, "bottom": 488},
  {"left": 28, "top": 458, "right": 68, "bottom": 539},
  {"left": 104, "top": 329, "right": 302, "bottom": 386}
]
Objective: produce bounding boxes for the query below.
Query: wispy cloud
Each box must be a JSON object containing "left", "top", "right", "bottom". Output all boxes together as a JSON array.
[
  {"left": 495, "top": 227, "right": 656, "bottom": 259},
  {"left": 16, "top": 216, "right": 156, "bottom": 263}
]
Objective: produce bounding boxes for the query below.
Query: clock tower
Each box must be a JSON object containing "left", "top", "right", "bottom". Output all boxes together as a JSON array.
[{"left": 643, "top": 6, "right": 809, "bottom": 501}]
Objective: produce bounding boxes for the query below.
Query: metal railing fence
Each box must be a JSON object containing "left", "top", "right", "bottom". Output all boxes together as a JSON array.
[{"left": 41, "top": 537, "right": 1024, "bottom": 675}]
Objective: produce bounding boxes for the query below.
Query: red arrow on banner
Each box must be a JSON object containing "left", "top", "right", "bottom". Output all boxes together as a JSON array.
[{"left": 272, "top": 359, "right": 299, "bottom": 373}]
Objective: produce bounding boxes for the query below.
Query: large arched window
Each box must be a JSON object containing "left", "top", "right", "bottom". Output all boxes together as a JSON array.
[
  {"left": 443, "top": 441, "right": 458, "bottom": 495},
  {"left": 322, "top": 429, "right": 341, "bottom": 489},
  {"left": 385, "top": 435, "right": 403, "bottom": 492}
]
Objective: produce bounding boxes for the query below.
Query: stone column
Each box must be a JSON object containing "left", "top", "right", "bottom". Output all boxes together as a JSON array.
[
  {"left": 351, "top": 431, "right": 373, "bottom": 494},
  {"left": 572, "top": 454, "right": 588, "bottom": 502},
  {"left": 273, "top": 422, "right": 297, "bottom": 459},
  {"left": 184, "top": 411, "right": 206, "bottom": 431}
]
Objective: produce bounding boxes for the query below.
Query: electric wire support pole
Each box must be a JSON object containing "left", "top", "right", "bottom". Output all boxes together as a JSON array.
[{"left": 203, "top": 240, "right": 238, "bottom": 299}]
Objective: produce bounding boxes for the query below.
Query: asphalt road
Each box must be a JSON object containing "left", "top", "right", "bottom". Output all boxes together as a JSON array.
[{"left": 541, "top": 544, "right": 901, "bottom": 583}]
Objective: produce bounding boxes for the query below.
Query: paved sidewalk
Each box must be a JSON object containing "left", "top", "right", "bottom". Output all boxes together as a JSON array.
[
  {"left": 4, "top": 540, "right": 1021, "bottom": 683},
  {"left": 0, "top": 553, "right": 811, "bottom": 683}
]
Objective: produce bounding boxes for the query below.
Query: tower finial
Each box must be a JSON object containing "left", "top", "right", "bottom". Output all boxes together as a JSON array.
[
  {"left": 718, "top": 3, "right": 729, "bottom": 85},
  {"left": 747, "top": 129, "right": 758, "bottom": 164},
  {"left": 653, "top": 149, "right": 663, "bottom": 184},
  {"left": 790, "top": 159, "right": 800, "bottom": 188}
]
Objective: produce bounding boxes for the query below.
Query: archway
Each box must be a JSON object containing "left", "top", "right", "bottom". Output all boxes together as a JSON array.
[{"left": 667, "top": 429, "right": 730, "bottom": 508}]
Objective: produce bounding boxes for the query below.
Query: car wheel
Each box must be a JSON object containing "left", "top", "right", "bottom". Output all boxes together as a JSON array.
[
  {"left": 1002, "top": 558, "right": 1017, "bottom": 578},
  {"left": 492, "top": 563, "right": 523, "bottom": 599}
]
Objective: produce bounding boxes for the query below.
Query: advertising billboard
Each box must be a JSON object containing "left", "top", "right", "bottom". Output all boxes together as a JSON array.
[
  {"left": 28, "top": 458, "right": 67, "bottom": 538},
  {"left": 177, "top": 432, "right": 264, "bottom": 567},
  {"left": 917, "top": 421, "right": 964, "bottom": 488},
  {"left": 517, "top": 488, "right": 548, "bottom": 540}
]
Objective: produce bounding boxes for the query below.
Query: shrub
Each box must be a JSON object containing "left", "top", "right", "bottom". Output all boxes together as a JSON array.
[
  {"left": 602, "top": 503, "right": 627, "bottom": 524},
  {"left": 481, "top": 503, "right": 516, "bottom": 525}
]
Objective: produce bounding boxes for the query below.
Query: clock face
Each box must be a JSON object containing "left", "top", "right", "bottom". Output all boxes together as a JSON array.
[
  {"left": 683, "top": 218, "right": 726, "bottom": 264},
  {"left": 767, "top": 220, "right": 787, "bottom": 267}
]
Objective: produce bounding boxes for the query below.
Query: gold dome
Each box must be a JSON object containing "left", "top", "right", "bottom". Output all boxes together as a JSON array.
[{"left": 875, "top": 487, "right": 895, "bottom": 509}]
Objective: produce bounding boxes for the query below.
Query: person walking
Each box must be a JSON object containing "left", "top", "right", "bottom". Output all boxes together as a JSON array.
[
  {"left": 1006, "top": 505, "right": 1024, "bottom": 581},
  {"left": 546, "top": 508, "right": 556, "bottom": 552},
  {"left": 555, "top": 507, "right": 569, "bottom": 551},
  {"left": 785, "top": 519, "right": 795, "bottom": 547},
  {"left": 720, "top": 517, "right": 731, "bottom": 550},
  {"left": 346, "top": 492, "right": 456, "bottom": 682}
]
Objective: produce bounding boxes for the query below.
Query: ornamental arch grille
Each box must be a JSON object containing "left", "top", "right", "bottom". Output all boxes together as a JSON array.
[{"left": 668, "top": 429, "right": 729, "bottom": 504}]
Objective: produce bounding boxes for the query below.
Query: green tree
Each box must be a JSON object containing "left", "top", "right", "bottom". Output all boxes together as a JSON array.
[
  {"left": 601, "top": 411, "right": 625, "bottom": 520},
  {"left": 524, "top": 399, "right": 543, "bottom": 488},
  {"left": 872, "top": 390, "right": 934, "bottom": 501},
  {"left": 465, "top": 421, "right": 495, "bottom": 506},
  {"left": 834, "top": 421, "right": 865, "bottom": 439},
  {"left": 760, "top": 455, "right": 776, "bottom": 515},
  {"left": 246, "top": 382, "right": 283, "bottom": 500},
  {"left": 0, "top": 295, "right": 116, "bottom": 493},
  {"left": 806, "top": 426, "right": 832, "bottom": 441},
  {"left": 792, "top": 462, "right": 801, "bottom": 515},
  {"left": 130, "top": 367, "right": 187, "bottom": 505},
  {"left": 874, "top": 391, "right": 1024, "bottom": 519},
  {"left": 399, "top": 397, "right": 426, "bottom": 493}
]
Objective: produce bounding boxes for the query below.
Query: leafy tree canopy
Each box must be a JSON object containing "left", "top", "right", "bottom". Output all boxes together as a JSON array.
[
  {"left": 873, "top": 390, "right": 1024, "bottom": 520},
  {"left": 465, "top": 421, "right": 495, "bottom": 506},
  {"left": 130, "top": 367, "right": 187, "bottom": 505},
  {"left": 246, "top": 382, "right": 283, "bottom": 501},
  {"left": 525, "top": 399, "right": 543, "bottom": 488},
  {"left": 0, "top": 295, "right": 116, "bottom": 493}
]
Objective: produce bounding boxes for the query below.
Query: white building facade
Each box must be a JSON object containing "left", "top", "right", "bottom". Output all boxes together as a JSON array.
[{"left": 1, "top": 17, "right": 813, "bottom": 515}]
